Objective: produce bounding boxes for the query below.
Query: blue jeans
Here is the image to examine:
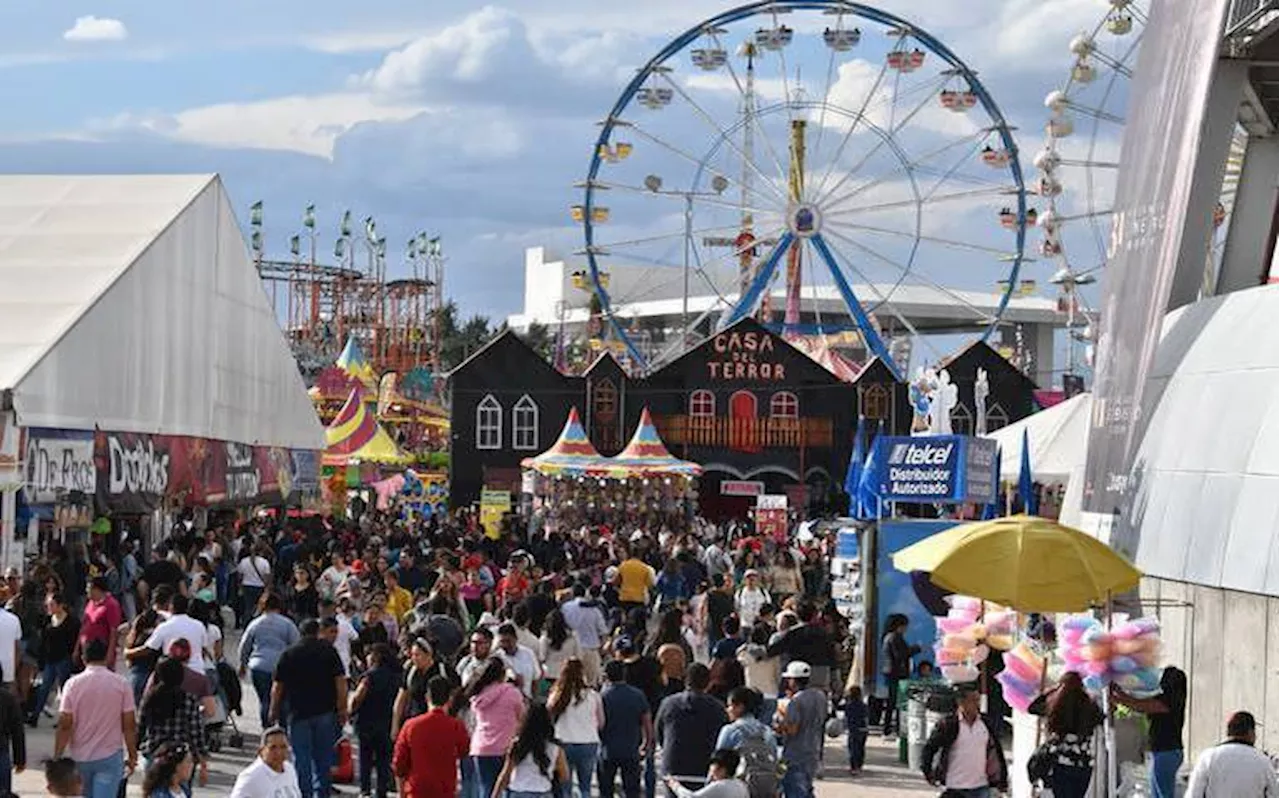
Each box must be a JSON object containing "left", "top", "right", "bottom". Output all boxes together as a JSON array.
[
  {"left": 945, "top": 790, "right": 990, "bottom": 798},
  {"left": 644, "top": 747, "right": 656, "bottom": 798},
  {"left": 129, "top": 665, "right": 152, "bottom": 708},
  {"left": 241, "top": 585, "right": 263, "bottom": 628},
  {"left": 290, "top": 712, "right": 337, "bottom": 798},
  {"left": 472, "top": 755, "right": 506, "bottom": 798},
  {"left": 0, "top": 747, "right": 11, "bottom": 795},
  {"left": 781, "top": 761, "right": 815, "bottom": 798},
  {"left": 31, "top": 658, "right": 73, "bottom": 723},
  {"left": 78, "top": 750, "right": 124, "bottom": 798},
  {"left": 1151, "top": 749, "right": 1183, "bottom": 798},
  {"left": 251, "top": 669, "right": 275, "bottom": 728},
  {"left": 562, "top": 742, "right": 598, "bottom": 798}
]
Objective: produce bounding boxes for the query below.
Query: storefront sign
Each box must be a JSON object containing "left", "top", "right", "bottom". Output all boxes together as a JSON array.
[
  {"left": 0, "top": 412, "right": 21, "bottom": 488},
  {"left": 290, "top": 450, "right": 320, "bottom": 494},
  {"left": 224, "top": 443, "right": 260, "bottom": 502},
  {"left": 721, "top": 480, "right": 764, "bottom": 497},
  {"left": 25, "top": 429, "right": 96, "bottom": 503},
  {"left": 98, "top": 432, "right": 170, "bottom": 512},
  {"left": 755, "top": 494, "right": 788, "bottom": 542},
  {"left": 869, "top": 435, "right": 996, "bottom": 504},
  {"left": 708, "top": 331, "right": 787, "bottom": 381}
]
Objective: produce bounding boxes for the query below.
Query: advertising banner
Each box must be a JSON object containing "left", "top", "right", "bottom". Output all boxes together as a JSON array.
[
  {"left": 755, "top": 494, "right": 788, "bottom": 542},
  {"left": 480, "top": 489, "right": 510, "bottom": 540},
  {"left": 24, "top": 429, "right": 95, "bottom": 502},
  {"left": 0, "top": 412, "right": 21, "bottom": 490},
  {"left": 95, "top": 431, "right": 172, "bottom": 513},
  {"left": 867, "top": 435, "right": 997, "bottom": 504},
  {"left": 1082, "top": 0, "right": 1230, "bottom": 544},
  {"left": 874, "top": 520, "right": 955, "bottom": 677}
]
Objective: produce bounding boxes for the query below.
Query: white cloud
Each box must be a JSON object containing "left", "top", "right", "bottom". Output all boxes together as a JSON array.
[
  {"left": 91, "top": 92, "right": 426, "bottom": 158},
  {"left": 63, "top": 15, "right": 128, "bottom": 42}
]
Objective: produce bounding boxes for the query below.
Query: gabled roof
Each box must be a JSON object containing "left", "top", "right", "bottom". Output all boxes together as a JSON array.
[
  {"left": 852, "top": 356, "right": 903, "bottom": 385},
  {"left": 0, "top": 174, "right": 324, "bottom": 449},
  {"left": 937, "top": 340, "right": 1039, "bottom": 389},
  {"left": 446, "top": 328, "right": 563, "bottom": 381}
]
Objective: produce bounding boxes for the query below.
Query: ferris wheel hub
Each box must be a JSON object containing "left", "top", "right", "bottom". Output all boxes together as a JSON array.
[{"left": 787, "top": 203, "right": 823, "bottom": 239}]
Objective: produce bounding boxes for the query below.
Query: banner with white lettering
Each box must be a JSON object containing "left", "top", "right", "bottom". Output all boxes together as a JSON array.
[
  {"left": 25, "top": 429, "right": 96, "bottom": 503},
  {"left": 95, "top": 431, "right": 171, "bottom": 512},
  {"left": 867, "top": 435, "right": 996, "bottom": 504},
  {"left": 1081, "top": 0, "right": 1230, "bottom": 546}
]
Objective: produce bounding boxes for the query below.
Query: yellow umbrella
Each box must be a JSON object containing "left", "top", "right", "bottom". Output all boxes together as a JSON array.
[{"left": 891, "top": 514, "right": 1142, "bottom": 612}]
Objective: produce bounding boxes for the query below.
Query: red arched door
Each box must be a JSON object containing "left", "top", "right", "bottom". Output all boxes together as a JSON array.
[{"left": 729, "top": 390, "right": 759, "bottom": 453}]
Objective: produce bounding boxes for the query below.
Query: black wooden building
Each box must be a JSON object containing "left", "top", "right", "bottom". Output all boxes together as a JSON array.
[{"left": 447, "top": 318, "right": 1038, "bottom": 519}]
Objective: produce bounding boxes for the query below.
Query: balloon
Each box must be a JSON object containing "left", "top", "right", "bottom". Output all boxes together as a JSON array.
[
  {"left": 941, "top": 664, "right": 980, "bottom": 684},
  {"left": 972, "top": 644, "right": 990, "bottom": 664},
  {"left": 937, "top": 617, "right": 975, "bottom": 634},
  {"left": 942, "top": 634, "right": 977, "bottom": 651},
  {"left": 986, "top": 633, "right": 1015, "bottom": 651}
]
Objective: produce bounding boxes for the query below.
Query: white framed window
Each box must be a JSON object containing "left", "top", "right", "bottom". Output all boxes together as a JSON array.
[
  {"left": 986, "top": 402, "right": 1009, "bottom": 432},
  {"left": 512, "top": 395, "right": 539, "bottom": 450},
  {"left": 769, "top": 391, "right": 799, "bottom": 419},
  {"left": 476, "top": 394, "right": 502, "bottom": 449},
  {"left": 689, "top": 389, "right": 715, "bottom": 418},
  {"left": 951, "top": 403, "right": 973, "bottom": 436}
]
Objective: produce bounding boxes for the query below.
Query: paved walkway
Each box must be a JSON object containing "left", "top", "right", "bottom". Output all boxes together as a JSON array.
[{"left": 11, "top": 632, "right": 935, "bottom": 797}]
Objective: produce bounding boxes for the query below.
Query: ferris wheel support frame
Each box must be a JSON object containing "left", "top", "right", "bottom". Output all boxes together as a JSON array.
[{"left": 583, "top": 0, "right": 1029, "bottom": 371}]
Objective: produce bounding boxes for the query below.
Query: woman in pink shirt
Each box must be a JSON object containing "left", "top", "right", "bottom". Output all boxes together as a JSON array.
[{"left": 461, "top": 657, "right": 525, "bottom": 798}]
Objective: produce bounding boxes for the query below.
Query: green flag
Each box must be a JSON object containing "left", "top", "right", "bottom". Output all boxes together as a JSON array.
[
  {"left": 428, "top": 236, "right": 441, "bottom": 257},
  {"left": 334, "top": 237, "right": 347, "bottom": 259},
  {"left": 407, "top": 238, "right": 418, "bottom": 259},
  {"left": 249, "top": 200, "right": 263, "bottom": 227},
  {"left": 340, "top": 210, "right": 352, "bottom": 237},
  {"left": 375, "top": 237, "right": 387, "bottom": 258},
  {"left": 290, "top": 234, "right": 301, "bottom": 256},
  {"left": 251, "top": 230, "right": 263, "bottom": 253},
  {"left": 364, "top": 216, "right": 377, "bottom": 242},
  {"left": 303, "top": 204, "right": 315, "bottom": 229}
]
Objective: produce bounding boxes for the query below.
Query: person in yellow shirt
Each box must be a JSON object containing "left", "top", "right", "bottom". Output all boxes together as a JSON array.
[
  {"left": 384, "top": 569, "right": 415, "bottom": 622},
  {"left": 617, "top": 545, "right": 655, "bottom": 612}
]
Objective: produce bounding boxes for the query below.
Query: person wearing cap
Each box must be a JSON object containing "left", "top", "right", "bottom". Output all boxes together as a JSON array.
[
  {"left": 920, "top": 685, "right": 1008, "bottom": 797},
  {"left": 1185, "top": 711, "right": 1277, "bottom": 798},
  {"left": 775, "top": 661, "right": 826, "bottom": 798},
  {"left": 229, "top": 726, "right": 301, "bottom": 798}
]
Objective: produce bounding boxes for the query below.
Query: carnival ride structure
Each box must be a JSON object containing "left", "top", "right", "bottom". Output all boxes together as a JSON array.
[
  {"left": 250, "top": 203, "right": 446, "bottom": 380},
  {"left": 575, "top": 0, "right": 1033, "bottom": 381}
]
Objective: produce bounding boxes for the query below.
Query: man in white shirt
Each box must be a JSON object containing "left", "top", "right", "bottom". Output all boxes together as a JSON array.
[
  {"left": 561, "top": 583, "right": 610, "bottom": 685},
  {"left": 921, "top": 686, "right": 1008, "bottom": 797},
  {"left": 134, "top": 593, "right": 208, "bottom": 674},
  {"left": 0, "top": 602, "right": 21, "bottom": 692},
  {"left": 1187, "top": 711, "right": 1278, "bottom": 798},
  {"left": 318, "top": 600, "right": 357, "bottom": 676},
  {"left": 495, "top": 623, "right": 541, "bottom": 698},
  {"left": 230, "top": 726, "right": 303, "bottom": 798}
]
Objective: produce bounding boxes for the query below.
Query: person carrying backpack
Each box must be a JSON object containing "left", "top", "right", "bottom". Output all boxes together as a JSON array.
[{"left": 714, "top": 687, "right": 779, "bottom": 798}]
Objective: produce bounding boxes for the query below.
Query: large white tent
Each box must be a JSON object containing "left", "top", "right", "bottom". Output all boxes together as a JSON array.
[
  {"left": 985, "top": 392, "right": 1090, "bottom": 481},
  {"left": 0, "top": 174, "right": 323, "bottom": 450}
]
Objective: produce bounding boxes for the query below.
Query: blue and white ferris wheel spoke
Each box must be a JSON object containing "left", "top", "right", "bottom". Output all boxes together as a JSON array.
[
  {"left": 820, "top": 225, "right": 998, "bottom": 329},
  {"left": 655, "top": 71, "right": 793, "bottom": 205},
  {"left": 807, "top": 38, "right": 898, "bottom": 202},
  {"left": 592, "top": 180, "right": 780, "bottom": 218},
  {"left": 820, "top": 130, "right": 991, "bottom": 216},
  {"left": 813, "top": 72, "right": 950, "bottom": 208},
  {"left": 823, "top": 185, "right": 1012, "bottom": 221},
  {"left": 706, "top": 30, "right": 793, "bottom": 193},
  {"left": 827, "top": 218, "right": 1017, "bottom": 258},
  {"left": 620, "top": 123, "right": 787, "bottom": 213}
]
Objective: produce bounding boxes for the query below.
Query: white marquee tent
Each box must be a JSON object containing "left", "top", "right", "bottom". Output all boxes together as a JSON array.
[
  {"left": 985, "top": 391, "right": 1090, "bottom": 482},
  {"left": 0, "top": 174, "right": 324, "bottom": 450}
]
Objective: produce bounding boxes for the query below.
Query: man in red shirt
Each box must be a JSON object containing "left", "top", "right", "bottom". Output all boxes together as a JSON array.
[
  {"left": 393, "top": 676, "right": 469, "bottom": 798},
  {"left": 81, "top": 577, "right": 123, "bottom": 670}
]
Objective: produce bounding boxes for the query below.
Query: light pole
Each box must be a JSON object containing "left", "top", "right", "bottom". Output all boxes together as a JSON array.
[{"left": 643, "top": 173, "right": 729, "bottom": 347}]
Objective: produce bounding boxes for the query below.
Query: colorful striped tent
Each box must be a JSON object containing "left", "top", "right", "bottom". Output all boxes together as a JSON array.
[
  {"left": 335, "top": 334, "right": 377, "bottom": 387},
  {"left": 521, "top": 407, "right": 612, "bottom": 476},
  {"left": 608, "top": 407, "right": 702, "bottom": 477},
  {"left": 323, "top": 386, "right": 412, "bottom": 466}
]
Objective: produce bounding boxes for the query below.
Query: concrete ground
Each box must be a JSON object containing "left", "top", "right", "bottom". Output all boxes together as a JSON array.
[{"left": 11, "top": 631, "right": 935, "bottom": 797}]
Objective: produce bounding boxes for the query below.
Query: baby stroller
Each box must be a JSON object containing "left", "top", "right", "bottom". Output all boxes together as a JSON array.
[{"left": 206, "top": 660, "right": 245, "bottom": 752}]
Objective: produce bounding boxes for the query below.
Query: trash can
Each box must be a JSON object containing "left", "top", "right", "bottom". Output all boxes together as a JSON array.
[
  {"left": 906, "top": 691, "right": 928, "bottom": 770},
  {"left": 905, "top": 681, "right": 957, "bottom": 770}
]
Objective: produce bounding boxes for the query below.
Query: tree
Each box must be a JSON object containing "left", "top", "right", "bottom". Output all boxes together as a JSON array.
[
  {"left": 436, "top": 301, "right": 494, "bottom": 371},
  {"left": 520, "top": 321, "right": 554, "bottom": 360}
]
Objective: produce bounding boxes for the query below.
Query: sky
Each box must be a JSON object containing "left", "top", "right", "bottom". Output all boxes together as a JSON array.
[{"left": 0, "top": 0, "right": 1130, "bottom": 326}]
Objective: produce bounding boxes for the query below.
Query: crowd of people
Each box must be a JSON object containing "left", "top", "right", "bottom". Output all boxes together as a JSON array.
[{"left": 0, "top": 511, "right": 854, "bottom": 798}]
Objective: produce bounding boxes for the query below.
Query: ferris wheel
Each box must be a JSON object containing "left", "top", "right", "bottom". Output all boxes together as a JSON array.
[
  {"left": 577, "top": 0, "right": 1031, "bottom": 378},
  {"left": 1034, "top": 0, "right": 1250, "bottom": 375}
]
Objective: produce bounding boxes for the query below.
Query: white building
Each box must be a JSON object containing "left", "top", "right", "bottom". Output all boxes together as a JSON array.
[{"left": 508, "top": 246, "right": 1071, "bottom": 385}]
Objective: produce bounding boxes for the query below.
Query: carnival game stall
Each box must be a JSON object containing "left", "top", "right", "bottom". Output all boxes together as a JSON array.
[{"left": 523, "top": 408, "right": 701, "bottom": 533}]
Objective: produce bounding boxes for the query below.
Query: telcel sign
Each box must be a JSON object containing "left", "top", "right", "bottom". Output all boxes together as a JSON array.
[{"left": 872, "top": 435, "right": 997, "bottom": 504}]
